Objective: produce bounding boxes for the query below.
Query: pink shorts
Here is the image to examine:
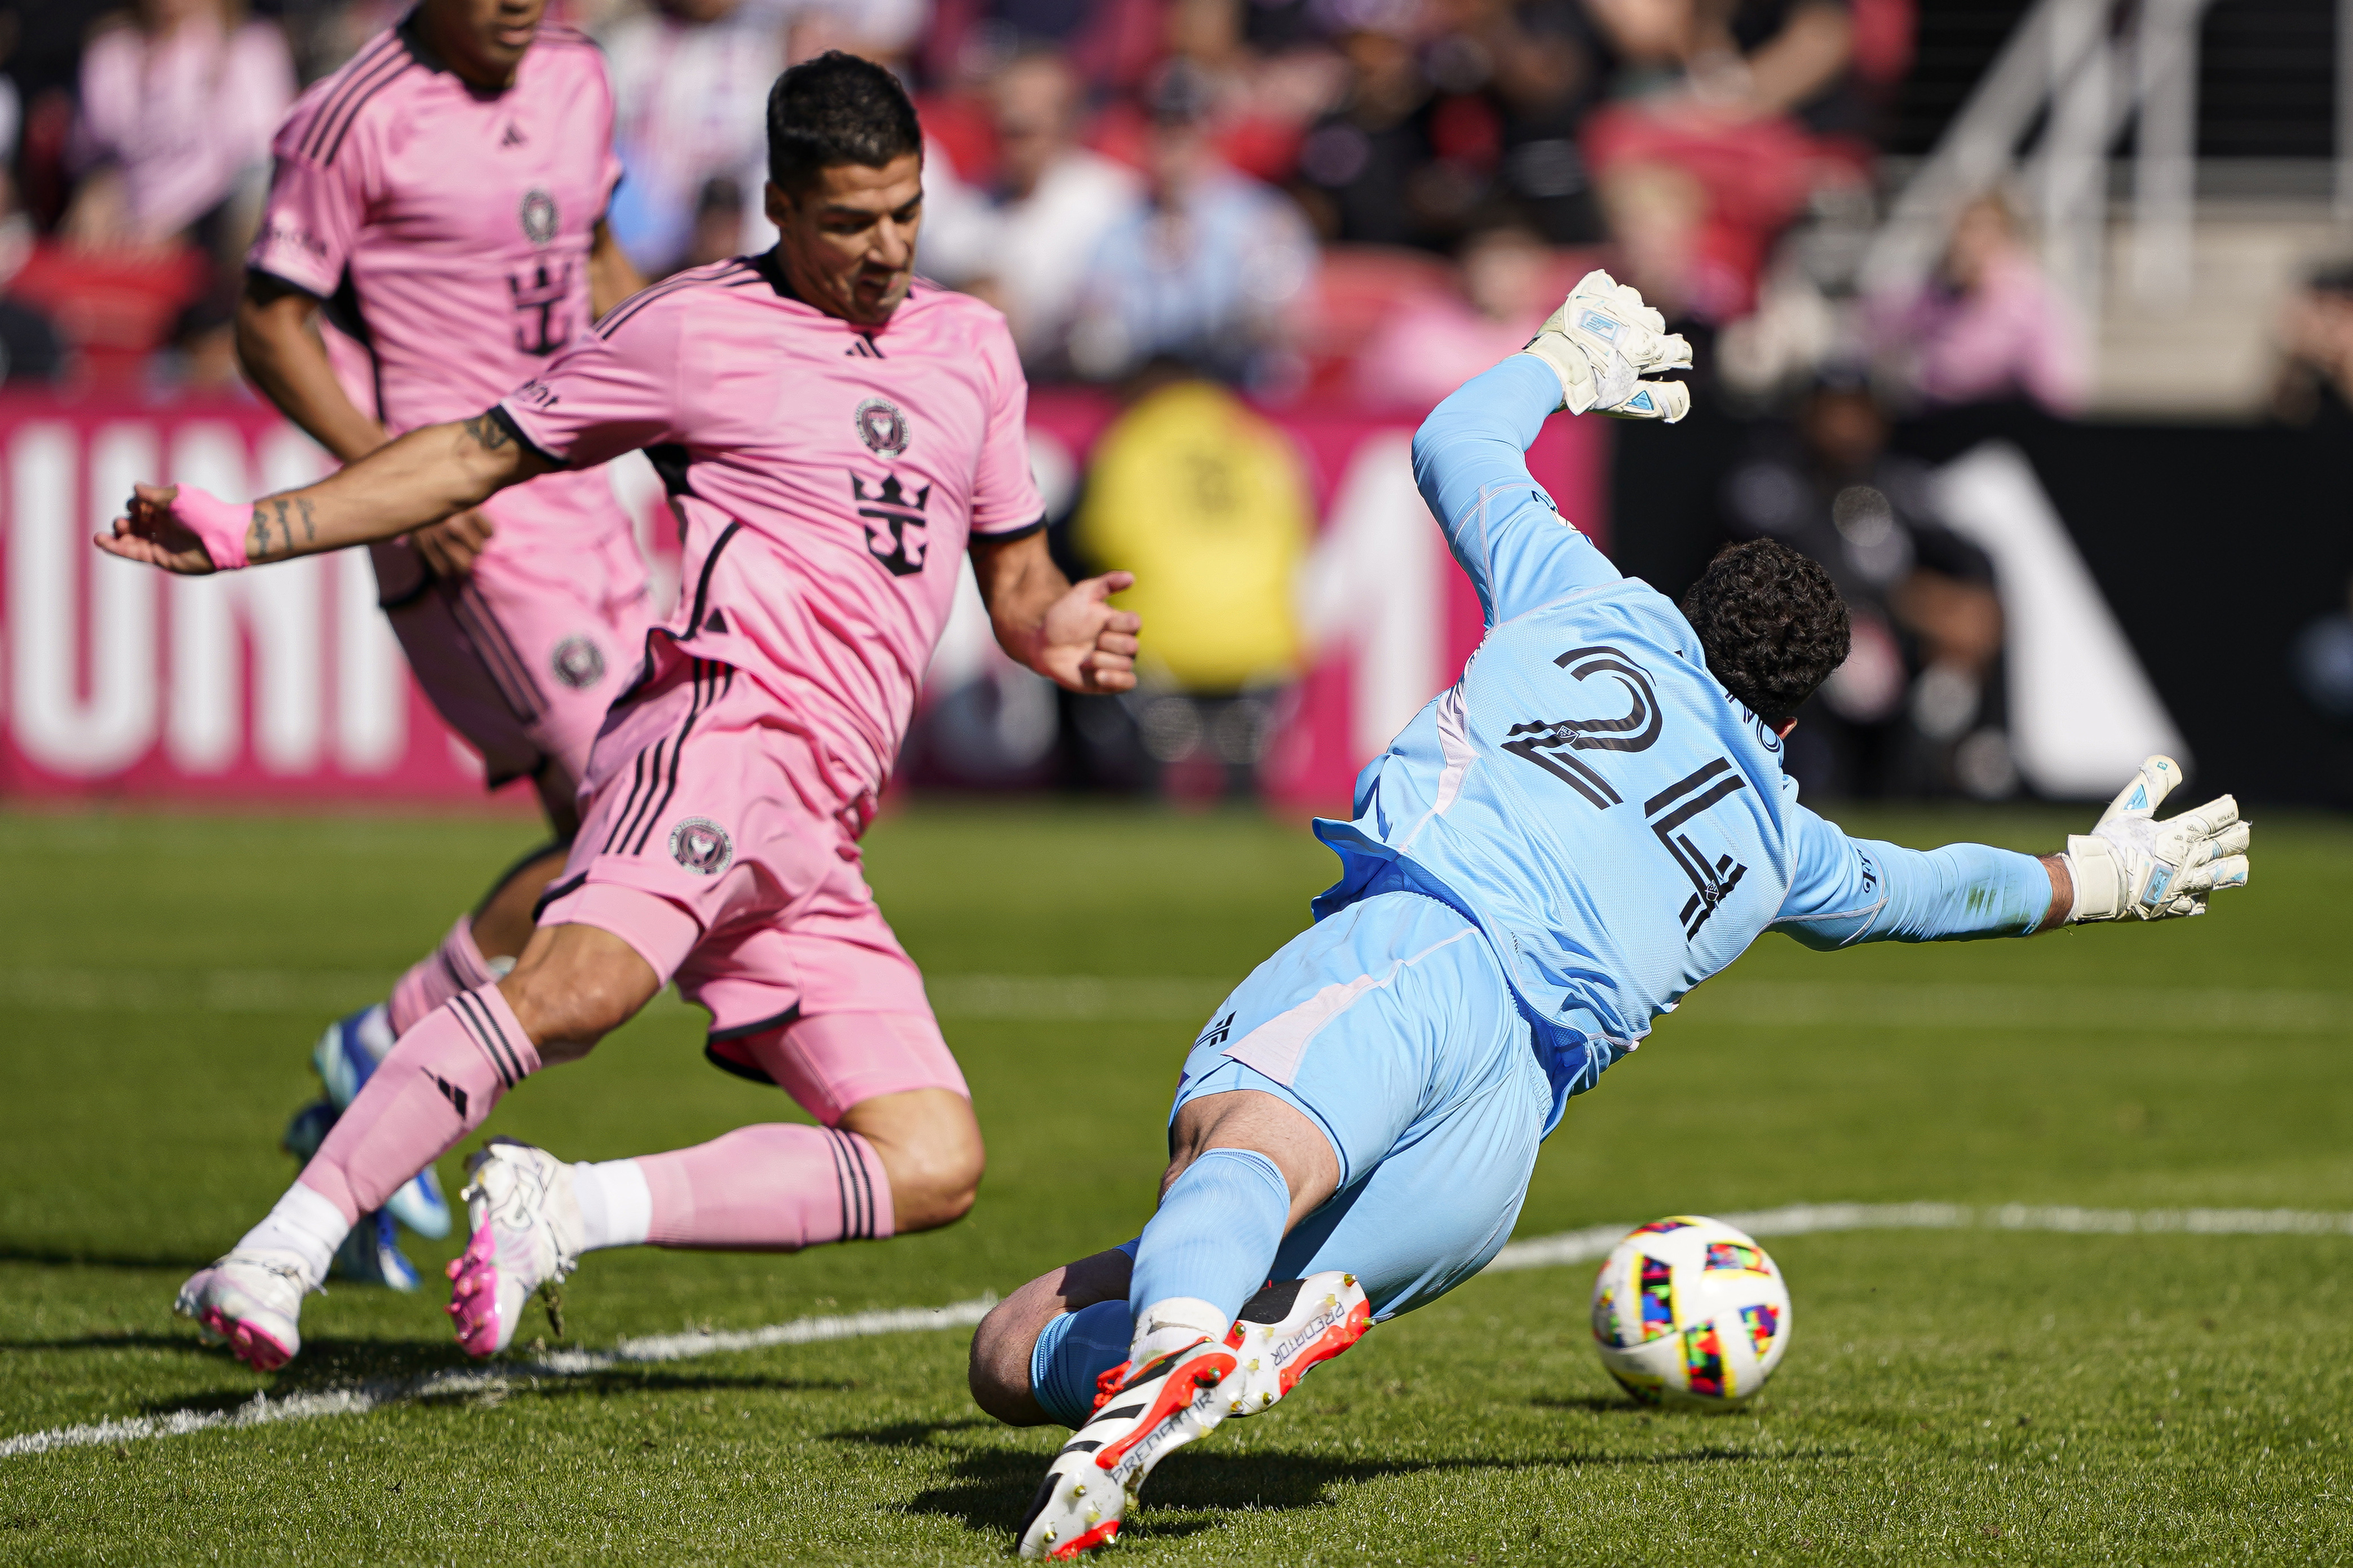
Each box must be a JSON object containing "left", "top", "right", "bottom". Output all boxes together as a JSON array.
[
  {"left": 536, "top": 641, "right": 967, "bottom": 1123},
  {"left": 373, "top": 467, "right": 651, "bottom": 793}
]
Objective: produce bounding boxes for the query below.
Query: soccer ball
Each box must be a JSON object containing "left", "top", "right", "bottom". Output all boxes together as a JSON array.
[{"left": 1590, "top": 1215, "right": 1791, "bottom": 1409}]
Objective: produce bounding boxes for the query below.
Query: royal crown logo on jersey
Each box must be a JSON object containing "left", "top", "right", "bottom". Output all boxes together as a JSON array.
[
  {"left": 519, "top": 188, "right": 558, "bottom": 248},
  {"left": 854, "top": 396, "right": 909, "bottom": 457},
  {"left": 668, "top": 817, "right": 733, "bottom": 876},
  {"left": 850, "top": 472, "right": 931, "bottom": 578}
]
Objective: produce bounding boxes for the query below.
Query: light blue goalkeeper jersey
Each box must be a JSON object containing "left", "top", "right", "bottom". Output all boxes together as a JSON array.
[{"left": 1312, "top": 356, "right": 2054, "bottom": 1131}]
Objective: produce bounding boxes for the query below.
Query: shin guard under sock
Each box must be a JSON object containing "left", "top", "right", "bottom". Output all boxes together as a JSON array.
[
  {"left": 635, "top": 1124, "right": 894, "bottom": 1250},
  {"left": 386, "top": 915, "right": 499, "bottom": 1038},
  {"left": 301, "top": 983, "right": 539, "bottom": 1224},
  {"left": 1129, "top": 1146, "right": 1290, "bottom": 1330}
]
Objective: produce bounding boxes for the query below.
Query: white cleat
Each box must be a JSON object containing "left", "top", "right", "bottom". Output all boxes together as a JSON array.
[
  {"left": 174, "top": 1249, "right": 313, "bottom": 1372},
  {"left": 1016, "top": 1334, "right": 1237, "bottom": 1560},
  {"left": 446, "top": 1137, "right": 582, "bottom": 1358},
  {"left": 1220, "top": 1270, "right": 1372, "bottom": 1418}
]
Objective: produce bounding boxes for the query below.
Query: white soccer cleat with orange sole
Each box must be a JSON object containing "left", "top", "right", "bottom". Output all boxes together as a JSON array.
[
  {"left": 1016, "top": 1334, "right": 1237, "bottom": 1559},
  {"left": 1221, "top": 1270, "right": 1372, "bottom": 1417}
]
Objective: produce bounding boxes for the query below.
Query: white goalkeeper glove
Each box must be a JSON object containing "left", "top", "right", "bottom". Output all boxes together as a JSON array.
[
  {"left": 2063, "top": 755, "right": 2251, "bottom": 922},
  {"left": 1518, "top": 269, "right": 1694, "bottom": 423}
]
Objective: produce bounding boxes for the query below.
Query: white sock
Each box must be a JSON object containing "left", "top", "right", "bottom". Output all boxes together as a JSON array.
[
  {"left": 1130, "top": 1296, "right": 1231, "bottom": 1368},
  {"left": 571, "top": 1159, "right": 652, "bottom": 1252},
  {"left": 353, "top": 1002, "right": 395, "bottom": 1064},
  {"left": 237, "top": 1182, "right": 350, "bottom": 1288}
]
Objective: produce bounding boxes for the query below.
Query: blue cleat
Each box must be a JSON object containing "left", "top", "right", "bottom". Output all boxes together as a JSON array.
[
  {"left": 279, "top": 1101, "right": 421, "bottom": 1292},
  {"left": 299, "top": 1006, "right": 454, "bottom": 1240}
]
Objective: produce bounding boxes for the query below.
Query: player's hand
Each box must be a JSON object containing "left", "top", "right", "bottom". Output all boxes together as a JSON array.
[
  {"left": 410, "top": 508, "right": 496, "bottom": 577},
  {"left": 2063, "top": 755, "right": 2250, "bottom": 922},
  {"left": 94, "top": 482, "right": 246, "bottom": 574},
  {"left": 1035, "top": 571, "right": 1141, "bottom": 694},
  {"left": 1520, "top": 268, "right": 1693, "bottom": 422}
]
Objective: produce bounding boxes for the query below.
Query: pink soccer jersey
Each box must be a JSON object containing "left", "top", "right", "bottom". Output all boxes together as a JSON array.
[
  {"left": 499, "top": 258, "right": 1047, "bottom": 807},
  {"left": 247, "top": 21, "right": 634, "bottom": 552}
]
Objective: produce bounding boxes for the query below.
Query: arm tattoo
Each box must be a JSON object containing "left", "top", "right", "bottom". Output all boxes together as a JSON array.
[
  {"left": 462, "top": 412, "right": 512, "bottom": 452},
  {"left": 246, "top": 509, "right": 281, "bottom": 563},
  {"left": 298, "top": 497, "right": 316, "bottom": 543}
]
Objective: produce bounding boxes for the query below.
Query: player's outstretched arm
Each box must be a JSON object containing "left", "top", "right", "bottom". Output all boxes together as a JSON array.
[
  {"left": 95, "top": 411, "right": 554, "bottom": 575},
  {"left": 1776, "top": 755, "right": 2250, "bottom": 949},
  {"left": 970, "top": 528, "right": 1140, "bottom": 694}
]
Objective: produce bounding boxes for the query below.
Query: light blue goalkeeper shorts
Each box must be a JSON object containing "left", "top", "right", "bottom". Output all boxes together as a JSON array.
[{"left": 1166, "top": 889, "right": 1552, "bottom": 1322}]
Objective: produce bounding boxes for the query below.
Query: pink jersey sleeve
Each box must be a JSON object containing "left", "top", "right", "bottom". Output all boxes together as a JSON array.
[
  {"left": 499, "top": 290, "right": 684, "bottom": 468},
  {"left": 969, "top": 314, "right": 1046, "bottom": 535},
  {"left": 247, "top": 103, "right": 368, "bottom": 299}
]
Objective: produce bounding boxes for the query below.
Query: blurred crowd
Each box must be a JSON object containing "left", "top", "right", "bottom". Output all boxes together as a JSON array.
[{"left": 10, "top": 0, "right": 2341, "bottom": 801}]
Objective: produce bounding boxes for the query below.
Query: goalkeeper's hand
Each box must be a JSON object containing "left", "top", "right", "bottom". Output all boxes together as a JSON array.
[
  {"left": 1518, "top": 269, "right": 1694, "bottom": 423},
  {"left": 2063, "top": 755, "right": 2250, "bottom": 922}
]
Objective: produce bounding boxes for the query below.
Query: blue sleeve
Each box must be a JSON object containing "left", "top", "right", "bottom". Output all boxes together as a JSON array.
[
  {"left": 1773, "top": 803, "right": 2054, "bottom": 948},
  {"left": 1410, "top": 355, "right": 1621, "bottom": 626}
]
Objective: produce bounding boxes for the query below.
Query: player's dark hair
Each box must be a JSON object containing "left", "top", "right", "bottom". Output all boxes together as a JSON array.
[
  {"left": 1678, "top": 539, "right": 1851, "bottom": 727},
  {"left": 766, "top": 51, "right": 922, "bottom": 196}
]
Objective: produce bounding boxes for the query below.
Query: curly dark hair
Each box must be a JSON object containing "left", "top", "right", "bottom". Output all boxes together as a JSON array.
[
  {"left": 767, "top": 51, "right": 922, "bottom": 195},
  {"left": 1678, "top": 539, "right": 1851, "bottom": 727}
]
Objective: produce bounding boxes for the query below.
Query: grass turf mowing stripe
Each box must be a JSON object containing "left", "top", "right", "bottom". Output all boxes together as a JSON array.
[
  {"left": 5, "top": 969, "right": 2352, "bottom": 1030},
  {"left": 8, "top": 1204, "right": 2347, "bottom": 1462}
]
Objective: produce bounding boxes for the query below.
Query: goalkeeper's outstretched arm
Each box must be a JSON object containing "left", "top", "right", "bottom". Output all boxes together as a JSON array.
[{"left": 1775, "top": 756, "right": 2251, "bottom": 949}]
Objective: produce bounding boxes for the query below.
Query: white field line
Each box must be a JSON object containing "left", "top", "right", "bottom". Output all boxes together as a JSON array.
[
  {"left": 9, "top": 1204, "right": 2351, "bottom": 1461},
  {"left": 0, "top": 1297, "right": 996, "bottom": 1460},
  {"left": 6, "top": 969, "right": 2352, "bottom": 1033},
  {"left": 1481, "top": 1201, "right": 2353, "bottom": 1272}
]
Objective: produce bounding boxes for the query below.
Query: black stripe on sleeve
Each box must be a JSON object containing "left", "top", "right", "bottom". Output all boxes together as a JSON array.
[
  {"left": 486, "top": 405, "right": 565, "bottom": 471},
  {"left": 296, "top": 34, "right": 400, "bottom": 158},
  {"left": 970, "top": 515, "right": 1048, "bottom": 548}
]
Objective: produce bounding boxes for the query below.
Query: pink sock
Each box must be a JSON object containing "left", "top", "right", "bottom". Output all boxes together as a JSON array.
[
  {"left": 387, "top": 915, "right": 499, "bottom": 1038},
  {"left": 300, "top": 984, "right": 541, "bottom": 1223},
  {"left": 635, "top": 1124, "right": 894, "bottom": 1250}
]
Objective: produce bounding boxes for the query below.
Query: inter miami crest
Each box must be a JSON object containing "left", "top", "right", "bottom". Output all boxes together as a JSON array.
[
  {"left": 550, "top": 635, "right": 605, "bottom": 690},
  {"left": 668, "top": 817, "right": 733, "bottom": 876},
  {"left": 850, "top": 472, "right": 931, "bottom": 577},
  {"left": 854, "top": 396, "right": 908, "bottom": 457},
  {"left": 519, "top": 188, "right": 558, "bottom": 247}
]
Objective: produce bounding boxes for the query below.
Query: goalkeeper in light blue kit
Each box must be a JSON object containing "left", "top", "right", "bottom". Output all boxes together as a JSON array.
[{"left": 976, "top": 274, "right": 2253, "bottom": 1561}]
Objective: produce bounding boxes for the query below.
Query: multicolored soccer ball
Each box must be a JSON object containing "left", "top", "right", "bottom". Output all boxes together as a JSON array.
[{"left": 1590, "top": 1215, "right": 1792, "bottom": 1409}]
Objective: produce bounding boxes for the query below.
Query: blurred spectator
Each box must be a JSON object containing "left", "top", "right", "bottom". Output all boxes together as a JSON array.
[
  {"left": 1863, "top": 193, "right": 2089, "bottom": 416},
  {"left": 771, "top": 0, "right": 930, "bottom": 69},
  {"left": 1353, "top": 221, "right": 1555, "bottom": 406},
  {"left": 918, "top": 47, "right": 1143, "bottom": 370},
  {"left": 1720, "top": 370, "right": 2013, "bottom": 799},
  {"left": 1578, "top": 0, "right": 1860, "bottom": 322},
  {"left": 2268, "top": 260, "right": 2353, "bottom": 427},
  {"left": 64, "top": 0, "right": 292, "bottom": 254},
  {"left": 1069, "top": 367, "right": 1313, "bottom": 799},
  {"left": 1293, "top": 3, "right": 1598, "bottom": 251},
  {"left": 1068, "top": 61, "right": 1316, "bottom": 388},
  {"left": 600, "top": 0, "right": 786, "bottom": 277}
]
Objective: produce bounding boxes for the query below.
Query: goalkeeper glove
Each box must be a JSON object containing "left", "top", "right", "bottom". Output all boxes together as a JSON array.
[
  {"left": 1519, "top": 269, "right": 1694, "bottom": 423},
  {"left": 2063, "top": 755, "right": 2250, "bottom": 922}
]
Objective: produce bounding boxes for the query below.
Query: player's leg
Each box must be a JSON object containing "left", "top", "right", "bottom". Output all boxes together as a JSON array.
[
  {"left": 1013, "top": 891, "right": 1536, "bottom": 1558},
  {"left": 293, "top": 541, "right": 645, "bottom": 1244},
  {"left": 178, "top": 918, "right": 666, "bottom": 1368}
]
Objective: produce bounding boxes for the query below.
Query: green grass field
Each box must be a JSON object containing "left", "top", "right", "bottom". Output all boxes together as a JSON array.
[{"left": 2, "top": 800, "right": 2348, "bottom": 1564}]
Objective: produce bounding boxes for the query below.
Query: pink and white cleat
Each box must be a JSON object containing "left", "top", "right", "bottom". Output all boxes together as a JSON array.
[
  {"left": 446, "top": 1137, "right": 583, "bottom": 1358},
  {"left": 174, "top": 1250, "right": 313, "bottom": 1371}
]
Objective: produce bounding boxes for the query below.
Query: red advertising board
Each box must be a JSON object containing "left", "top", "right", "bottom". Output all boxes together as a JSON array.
[{"left": 0, "top": 391, "right": 1602, "bottom": 809}]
